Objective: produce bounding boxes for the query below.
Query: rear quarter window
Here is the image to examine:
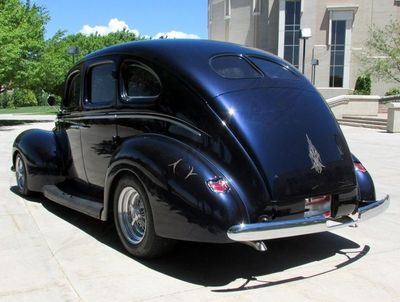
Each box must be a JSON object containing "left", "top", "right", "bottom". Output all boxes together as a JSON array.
[{"left": 121, "top": 62, "right": 161, "bottom": 102}]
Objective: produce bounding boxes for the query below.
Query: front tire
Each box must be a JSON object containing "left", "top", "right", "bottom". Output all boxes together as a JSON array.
[
  {"left": 15, "top": 154, "right": 30, "bottom": 196},
  {"left": 113, "top": 175, "right": 174, "bottom": 258}
]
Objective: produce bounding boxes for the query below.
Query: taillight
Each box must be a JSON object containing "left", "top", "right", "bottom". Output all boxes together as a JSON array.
[
  {"left": 354, "top": 162, "right": 367, "bottom": 173},
  {"left": 207, "top": 179, "right": 229, "bottom": 193}
]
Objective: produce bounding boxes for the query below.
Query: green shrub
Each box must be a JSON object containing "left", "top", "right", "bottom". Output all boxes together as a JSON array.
[
  {"left": 37, "top": 90, "right": 48, "bottom": 106},
  {"left": 385, "top": 87, "right": 400, "bottom": 96},
  {"left": 0, "top": 92, "right": 14, "bottom": 108},
  {"left": 0, "top": 89, "right": 38, "bottom": 108},
  {"left": 53, "top": 95, "right": 62, "bottom": 106},
  {"left": 354, "top": 75, "right": 371, "bottom": 95},
  {"left": 13, "top": 89, "right": 37, "bottom": 107}
]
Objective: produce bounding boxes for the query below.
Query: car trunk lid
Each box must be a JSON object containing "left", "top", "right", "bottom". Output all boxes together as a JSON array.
[{"left": 213, "top": 87, "right": 356, "bottom": 201}]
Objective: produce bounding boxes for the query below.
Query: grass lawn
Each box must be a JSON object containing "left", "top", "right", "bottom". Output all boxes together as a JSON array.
[{"left": 0, "top": 106, "right": 59, "bottom": 115}]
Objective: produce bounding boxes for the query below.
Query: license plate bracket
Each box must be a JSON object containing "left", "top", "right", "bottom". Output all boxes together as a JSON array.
[{"left": 305, "top": 195, "right": 331, "bottom": 217}]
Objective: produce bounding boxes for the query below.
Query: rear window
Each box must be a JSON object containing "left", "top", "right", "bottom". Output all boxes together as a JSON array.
[
  {"left": 210, "top": 55, "right": 262, "bottom": 79},
  {"left": 121, "top": 62, "right": 161, "bottom": 101},
  {"left": 250, "top": 57, "right": 299, "bottom": 80}
]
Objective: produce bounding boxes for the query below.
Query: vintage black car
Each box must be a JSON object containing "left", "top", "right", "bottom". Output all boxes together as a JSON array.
[{"left": 12, "top": 40, "right": 389, "bottom": 258}]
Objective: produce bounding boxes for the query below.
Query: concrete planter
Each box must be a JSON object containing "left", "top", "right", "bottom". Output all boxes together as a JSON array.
[{"left": 387, "top": 103, "right": 400, "bottom": 133}]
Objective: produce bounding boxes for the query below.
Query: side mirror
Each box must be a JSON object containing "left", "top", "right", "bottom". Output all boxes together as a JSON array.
[{"left": 47, "top": 95, "right": 56, "bottom": 106}]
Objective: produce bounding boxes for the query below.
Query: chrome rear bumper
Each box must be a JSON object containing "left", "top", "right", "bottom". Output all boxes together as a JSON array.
[{"left": 227, "top": 195, "right": 390, "bottom": 242}]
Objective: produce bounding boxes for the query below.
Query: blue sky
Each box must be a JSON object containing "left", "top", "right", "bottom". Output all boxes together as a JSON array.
[{"left": 32, "top": 0, "right": 208, "bottom": 39}]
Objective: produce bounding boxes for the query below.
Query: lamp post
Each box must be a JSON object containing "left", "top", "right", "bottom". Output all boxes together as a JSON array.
[
  {"left": 67, "top": 46, "right": 80, "bottom": 64},
  {"left": 300, "top": 28, "right": 312, "bottom": 74},
  {"left": 311, "top": 46, "right": 319, "bottom": 85}
]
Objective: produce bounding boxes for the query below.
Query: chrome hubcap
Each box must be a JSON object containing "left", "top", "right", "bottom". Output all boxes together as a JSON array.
[
  {"left": 15, "top": 156, "right": 25, "bottom": 191},
  {"left": 118, "top": 186, "right": 146, "bottom": 244}
]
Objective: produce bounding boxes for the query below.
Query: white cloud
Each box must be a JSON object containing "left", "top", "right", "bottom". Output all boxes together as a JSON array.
[
  {"left": 80, "top": 18, "right": 140, "bottom": 36},
  {"left": 153, "top": 30, "right": 200, "bottom": 39},
  {"left": 79, "top": 18, "right": 200, "bottom": 40}
]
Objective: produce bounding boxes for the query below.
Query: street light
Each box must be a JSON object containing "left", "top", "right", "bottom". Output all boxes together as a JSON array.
[
  {"left": 67, "top": 46, "right": 80, "bottom": 64},
  {"left": 300, "top": 28, "right": 312, "bottom": 74},
  {"left": 311, "top": 45, "right": 319, "bottom": 85}
]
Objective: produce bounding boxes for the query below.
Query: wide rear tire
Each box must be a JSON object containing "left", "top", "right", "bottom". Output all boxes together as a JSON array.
[{"left": 113, "top": 175, "right": 174, "bottom": 258}]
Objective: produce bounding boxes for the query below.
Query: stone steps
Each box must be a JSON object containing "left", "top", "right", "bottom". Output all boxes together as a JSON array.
[{"left": 337, "top": 115, "right": 388, "bottom": 130}]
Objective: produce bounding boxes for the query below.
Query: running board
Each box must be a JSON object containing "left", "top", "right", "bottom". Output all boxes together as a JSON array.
[{"left": 43, "top": 185, "right": 103, "bottom": 219}]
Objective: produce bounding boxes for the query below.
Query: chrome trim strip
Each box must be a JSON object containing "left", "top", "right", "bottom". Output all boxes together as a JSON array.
[
  {"left": 227, "top": 195, "right": 390, "bottom": 242},
  {"left": 58, "top": 112, "right": 204, "bottom": 137}
]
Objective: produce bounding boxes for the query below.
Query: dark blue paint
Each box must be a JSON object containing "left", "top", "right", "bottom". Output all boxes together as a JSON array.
[{"left": 12, "top": 40, "right": 374, "bottom": 244}]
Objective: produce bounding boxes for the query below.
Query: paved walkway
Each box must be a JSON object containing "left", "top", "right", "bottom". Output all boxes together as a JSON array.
[
  {"left": 0, "top": 114, "right": 55, "bottom": 122},
  {"left": 0, "top": 123, "right": 399, "bottom": 302}
]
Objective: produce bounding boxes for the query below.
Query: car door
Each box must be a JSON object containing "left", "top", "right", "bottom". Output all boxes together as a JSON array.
[
  {"left": 80, "top": 58, "right": 118, "bottom": 188},
  {"left": 57, "top": 67, "right": 88, "bottom": 183}
]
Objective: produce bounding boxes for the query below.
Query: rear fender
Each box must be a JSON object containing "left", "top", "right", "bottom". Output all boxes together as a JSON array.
[
  {"left": 352, "top": 154, "right": 376, "bottom": 201},
  {"left": 103, "top": 134, "right": 248, "bottom": 243}
]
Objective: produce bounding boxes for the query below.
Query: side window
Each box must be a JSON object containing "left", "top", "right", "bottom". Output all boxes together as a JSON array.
[
  {"left": 121, "top": 62, "right": 161, "bottom": 102},
  {"left": 64, "top": 71, "right": 81, "bottom": 110},
  {"left": 87, "top": 63, "right": 116, "bottom": 106}
]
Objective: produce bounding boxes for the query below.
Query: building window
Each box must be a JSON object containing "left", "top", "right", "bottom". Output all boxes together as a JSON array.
[
  {"left": 329, "top": 20, "right": 346, "bottom": 87},
  {"left": 253, "top": 0, "right": 261, "bottom": 15},
  {"left": 225, "top": 0, "right": 231, "bottom": 19},
  {"left": 327, "top": 6, "right": 357, "bottom": 89},
  {"left": 284, "top": 0, "right": 301, "bottom": 68}
]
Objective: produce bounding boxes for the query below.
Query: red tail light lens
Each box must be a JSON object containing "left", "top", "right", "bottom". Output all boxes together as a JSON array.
[
  {"left": 207, "top": 179, "right": 229, "bottom": 193},
  {"left": 354, "top": 162, "right": 367, "bottom": 173}
]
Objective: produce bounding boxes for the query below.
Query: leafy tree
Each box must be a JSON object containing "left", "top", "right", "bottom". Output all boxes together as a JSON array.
[
  {"left": 0, "top": 0, "right": 142, "bottom": 102},
  {"left": 39, "top": 29, "right": 141, "bottom": 96},
  {"left": 0, "top": 88, "right": 37, "bottom": 108},
  {"left": 361, "top": 19, "right": 400, "bottom": 84},
  {"left": 0, "top": 0, "right": 49, "bottom": 91}
]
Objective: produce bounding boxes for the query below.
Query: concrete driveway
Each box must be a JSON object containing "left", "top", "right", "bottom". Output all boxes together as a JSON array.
[{"left": 0, "top": 122, "right": 399, "bottom": 302}]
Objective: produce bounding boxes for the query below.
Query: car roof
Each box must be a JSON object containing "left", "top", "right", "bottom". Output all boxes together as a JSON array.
[
  {"left": 83, "top": 39, "right": 274, "bottom": 61},
  {"left": 81, "top": 39, "right": 294, "bottom": 97},
  {"left": 80, "top": 39, "right": 301, "bottom": 99}
]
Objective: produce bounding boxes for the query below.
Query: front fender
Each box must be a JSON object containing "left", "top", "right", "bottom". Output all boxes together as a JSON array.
[
  {"left": 103, "top": 134, "right": 248, "bottom": 243},
  {"left": 12, "top": 129, "right": 65, "bottom": 192}
]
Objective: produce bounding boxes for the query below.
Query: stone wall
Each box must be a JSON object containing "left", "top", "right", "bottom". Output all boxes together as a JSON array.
[{"left": 327, "top": 95, "right": 380, "bottom": 118}]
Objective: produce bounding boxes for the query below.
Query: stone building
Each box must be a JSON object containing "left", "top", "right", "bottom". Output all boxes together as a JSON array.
[{"left": 208, "top": 0, "right": 400, "bottom": 98}]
